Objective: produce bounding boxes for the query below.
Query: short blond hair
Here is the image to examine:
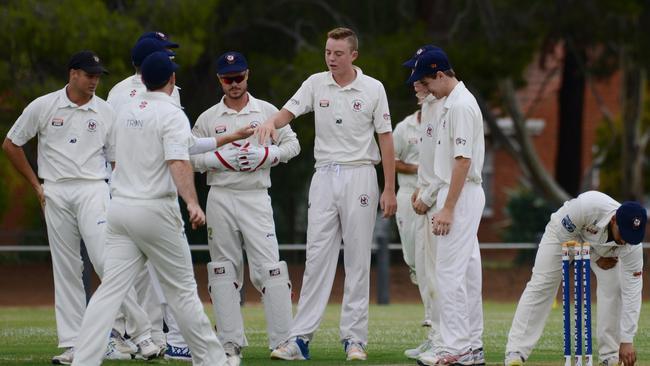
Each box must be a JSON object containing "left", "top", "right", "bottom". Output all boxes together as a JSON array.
[{"left": 327, "top": 27, "right": 358, "bottom": 51}]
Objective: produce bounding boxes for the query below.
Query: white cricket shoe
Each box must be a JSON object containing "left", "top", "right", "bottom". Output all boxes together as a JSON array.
[
  {"left": 472, "top": 347, "right": 486, "bottom": 366},
  {"left": 417, "top": 350, "right": 473, "bottom": 366},
  {"left": 109, "top": 329, "right": 138, "bottom": 354},
  {"left": 224, "top": 342, "right": 242, "bottom": 366},
  {"left": 405, "top": 340, "right": 432, "bottom": 359},
  {"left": 344, "top": 341, "right": 367, "bottom": 361},
  {"left": 422, "top": 319, "right": 433, "bottom": 327},
  {"left": 104, "top": 338, "right": 134, "bottom": 360},
  {"left": 504, "top": 351, "right": 525, "bottom": 366},
  {"left": 270, "top": 337, "right": 310, "bottom": 360},
  {"left": 135, "top": 338, "right": 161, "bottom": 360},
  {"left": 52, "top": 347, "right": 74, "bottom": 365},
  {"left": 599, "top": 355, "right": 620, "bottom": 366}
]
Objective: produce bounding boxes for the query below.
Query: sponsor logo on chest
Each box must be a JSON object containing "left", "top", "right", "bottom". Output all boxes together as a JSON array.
[
  {"left": 319, "top": 99, "right": 330, "bottom": 107},
  {"left": 215, "top": 125, "right": 227, "bottom": 134},
  {"left": 51, "top": 117, "right": 64, "bottom": 127}
]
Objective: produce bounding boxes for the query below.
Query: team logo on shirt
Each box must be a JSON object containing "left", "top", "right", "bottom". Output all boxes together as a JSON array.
[
  {"left": 139, "top": 101, "right": 148, "bottom": 109},
  {"left": 129, "top": 89, "right": 137, "bottom": 97},
  {"left": 584, "top": 224, "right": 599, "bottom": 235},
  {"left": 86, "top": 119, "right": 98, "bottom": 132},
  {"left": 561, "top": 215, "right": 576, "bottom": 233},
  {"left": 383, "top": 113, "right": 390, "bottom": 121},
  {"left": 249, "top": 121, "right": 260, "bottom": 128},
  {"left": 51, "top": 118, "right": 64, "bottom": 127},
  {"left": 269, "top": 268, "right": 281, "bottom": 276},
  {"left": 319, "top": 99, "right": 330, "bottom": 107},
  {"left": 352, "top": 99, "right": 363, "bottom": 112},
  {"left": 335, "top": 118, "right": 343, "bottom": 124},
  {"left": 455, "top": 137, "right": 466, "bottom": 146},
  {"left": 215, "top": 125, "right": 227, "bottom": 134},
  {"left": 359, "top": 194, "right": 369, "bottom": 207},
  {"left": 214, "top": 266, "right": 226, "bottom": 275},
  {"left": 425, "top": 124, "right": 433, "bottom": 137}
]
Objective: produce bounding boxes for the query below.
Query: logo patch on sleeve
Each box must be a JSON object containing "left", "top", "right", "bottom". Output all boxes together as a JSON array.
[
  {"left": 269, "top": 268, "right": 281, "bottom": 277},
  {"left": 455, "top": 137, "right": 466, "bottom": 146},
  {"left": 214, "top": 267, "right": 226, "bottom": 275},
  {"left": 561, "top": 215, "right": 576, "bottom": 233}
]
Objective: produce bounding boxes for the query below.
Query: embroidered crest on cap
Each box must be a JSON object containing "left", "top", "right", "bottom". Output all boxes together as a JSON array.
[
  {"left": 226, "top": 54, "right": 235, "bottom": 64},
  {"left": 633, "top": 218, "right": 641, "bottom": 229},
  {"left": 93, "top": 56, "right": 100, "bottom": 63}
]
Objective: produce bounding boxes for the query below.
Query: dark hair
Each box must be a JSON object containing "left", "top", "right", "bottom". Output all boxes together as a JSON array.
[
  {"left": 143, "top": 77, "right": 171, "bottom": 91},
  {"left": 423, "top": 69, "right": 456, "bottom": 80}
]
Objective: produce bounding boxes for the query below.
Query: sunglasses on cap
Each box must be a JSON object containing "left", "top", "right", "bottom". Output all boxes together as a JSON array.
[{"left": 219, "top": 74, "right": 247, "bottom": 85}]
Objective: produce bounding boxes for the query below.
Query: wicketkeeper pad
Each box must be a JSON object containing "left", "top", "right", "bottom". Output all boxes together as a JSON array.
[
  {"left": 207, "top": 261, "right": 247, "bottom": 346},
  {"left": 259, "top": 261, "right": 293, "bottom": 349}
]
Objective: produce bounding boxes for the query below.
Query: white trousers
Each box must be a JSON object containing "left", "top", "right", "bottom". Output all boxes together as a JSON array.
[
  {"left": 396, "top": 188, "right": 417, "bottom": 272},
  {"left": 206, "top": 186, "right": 285, "bottom": 347},
  {"left": 415, "top": 209, "right": 440, "bottom": 344},
  {"left": 43, "top": 180, "right": 151, "bottom": 348},
  {"left": 506, "top": 223, "right": 626, "bottom": 361},
  {"left": 291, "top": 165, "right": 378, "bottom": 344},
  {"left": 71, "top": 197, "right": 226, "bottom": 366},
  {"left": 435, "top": 183, "right": 484, "bottom": 354}
]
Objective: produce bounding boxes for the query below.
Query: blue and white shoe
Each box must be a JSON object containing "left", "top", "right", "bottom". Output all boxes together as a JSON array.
[
  {"left": 164, "top": 343, "right": 192, "bottom": 362},
  {"left": 270, "top": 337, "right": 310, "bottom": 360}
]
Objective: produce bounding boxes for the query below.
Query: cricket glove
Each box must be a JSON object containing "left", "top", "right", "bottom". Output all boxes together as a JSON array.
[
  {"left": 190, "top": 147, "right": 239, "bottom": 172},
  {"left": 237, "top": 145, "right": 281, "bottom": 171}
]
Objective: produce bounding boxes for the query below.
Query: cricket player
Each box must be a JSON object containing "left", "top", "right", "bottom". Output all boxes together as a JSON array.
[
  {"left": 107, "top": 31, "right": 191, "bottom": 360},
  {"left": 256, "top": 27, "right": 398, "bottom": 361},
  {"left": 71, "top": 51, "right": 246, "bottom": 366},
  {"left": 190, "top": 51, "right": 300, "bottom": 365},
  {"left": 505, "top": 192, "right": 647, "bottom": 366},
  {"left": 406, "top": 48, "right": 486, "bottom": 366},
  {"left": 2, "top": 50, "right": 160, "bottom": 364}
]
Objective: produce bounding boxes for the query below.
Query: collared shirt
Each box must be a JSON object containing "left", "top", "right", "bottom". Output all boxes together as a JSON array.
[
  {"left": 550, "top": 190, "right": 643, "bottom": 342},
  {"left": 192, "top": 93, "right": 300, "bottom": 190},
  {"left": 107, "top": 74, "right": 181, "bottom": 113},
  {"left": 283, "top": 66, "right": 392, "bottom": 167},
  {"left": 433, "top": 81, "right": 484, "bottom": 185},
  {"left": 6, "top": 86, "right": 114, "bottom": 182},
  {"left": 110, "top": 91, "right": 192, "bottom": 200},
  {"left": 393, "top": 111, "right": 420, "bottom": 191},
  {"left": 416, "top": 95, "right": 446, "bottom": 207}
]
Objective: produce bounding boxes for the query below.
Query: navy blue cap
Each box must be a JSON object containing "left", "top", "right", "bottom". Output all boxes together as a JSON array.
[
  {"left": 616, "top": 201, "right": 647, "bottom": 245},
  {"left": 141, "top": 51, "right": 179, "bottom": 88},
  {"left": 402, "top": 44, "right": 441, "bottom": 68},
  {"left": 405, "top": 48, "right": 452, "bottom": 85},
  {"left": 137, "top": 31, "right": 179, "bottom": 49},
  {"left": 68, "top": 50, "right": 108, "bottom": 74},
  {"left": 216, "top": 51, "right": 248, "bottom": 75},
  {"left": 132, "top": 38, "right": 176, "bottom": 67}
]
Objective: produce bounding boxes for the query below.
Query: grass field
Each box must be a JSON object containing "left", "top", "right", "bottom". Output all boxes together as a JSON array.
[{"left": 1, "top": 302, "right": 650, "bottom": 365}]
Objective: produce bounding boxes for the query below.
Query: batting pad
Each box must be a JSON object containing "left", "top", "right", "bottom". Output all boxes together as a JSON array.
[
  {"left": 259, "top": 261, "right": 293, "bottom": 349},
  {"left": 207, "top": 261, "right": 247, "bottom": 346}
]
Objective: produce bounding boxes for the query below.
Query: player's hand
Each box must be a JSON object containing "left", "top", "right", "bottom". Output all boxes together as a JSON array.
[
  {"left": 233, "top": 126, "right": 255, "bottom": 140},
  {"left": 186, "top": 202, "right": 206, "bottom": 229},
  {"left": 412, "top": 198, "right": 430, "bottom": 215},
  {"left": 432, "top": 206, "right": 453, "bottom": 235},
  {"left": 35, "top": 184, "right": 46, "bottom": 210},
  {"left": 619, "top": 342, "right": 636, "bottom": 366},
  {"left": 237, "top": 145, "right": 280, "bottom": 171},
  {"left": 380, "top": 190, "right": 397, "bottom": 218},
  {"left": 596, "top": 256, "right": 618, "bottom": 270},
  {"left": 411, "top": 188, "right": 420, "bottom": 205},
  {"left": 255, "top": 120, "right": 278, "bottom": 145}
]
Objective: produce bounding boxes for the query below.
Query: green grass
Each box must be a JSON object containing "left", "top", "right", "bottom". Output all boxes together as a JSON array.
[{"left": 1, "top": 302, "right": 650, "bottom": 365}]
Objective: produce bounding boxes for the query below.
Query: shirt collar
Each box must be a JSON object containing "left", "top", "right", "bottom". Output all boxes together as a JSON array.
[
  {"left": 215, "top": 92, "right": 260, "bottom": 116},
  {"left": 326, "top": 66, "right": 364, "bottom": 90},
  {"left": 143, "top": 90, "right": 181, "bottom": 108},
  {"left": 58, "top": 85, "right": 99, "bottom": 112},
  {"left": 443, "top": 81, "right": 466, "bottom": 110}
]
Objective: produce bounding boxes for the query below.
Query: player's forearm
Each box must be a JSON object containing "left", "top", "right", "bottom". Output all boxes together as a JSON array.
[
  {"left": 272, "top": 108, "right": 295, "bottom": 129},
  {"left": 2, "top": 138, "right": 41, "bottom": 190},
  {"left": 442, "top": 157, "right": 471, "bottom": 211},
  {"left": 378, "top": 132, "right": 396, "bottom": 192},
  {"left": 168, "top": 159, "right": 200, "bottom": 206},
  {"left": 188, "top": 137, "right": 217, "bottom": 155},
  {"left": 395, "top": 160, "right": 417, "bottom": 175}
]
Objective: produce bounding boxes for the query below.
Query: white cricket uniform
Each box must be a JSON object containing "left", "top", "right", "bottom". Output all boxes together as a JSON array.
[
  {"left": 393, "top": 111, "right": 420, "bottom": 272},
  {"left": 414, "top": 95, "right": 447, "bottom": 347},
  {"left": 192, "top": 93, "right": 300, "bottom": 348},
  {"left": 283, "top": 67, "right": 392, "bottom": 345},
  {"left": 506, "top": 191, "right": 643, "bottom": 362},
  {"left": 433, "top": 81, "right": 485, "bottom": 354},
  {"left": 107, "top": 74, "right": 185, "bottom": 347},
  {"left": 72, "top": 91, "right": 227, "bottom": 366},
  {"left": 6, "top": 86, "right": 152, "bottom": 348}
]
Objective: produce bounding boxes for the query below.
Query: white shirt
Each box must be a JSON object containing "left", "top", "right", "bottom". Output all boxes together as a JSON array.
[
  {"left": 192, "top": 93, "right": 300, "bottom": 190},
  {"left": 433, "top": 81, "right": 484, "bottom": 185},
  {"left": 283, "top": 66, "right": 392, "bottom": 167},
  {"left": 107, "top": 74, "right": 181, "bottom": 113},
  {"left": 110, "top": 92, "right": 192, "bottom": 200},
  {"left": 6, "top": 86, "right": 114, "bottom": 182},
  {"left": 416, "top": 95, "right": 446, "bottom": 207},
  {"left": 393, "top": 111, "right": 420, "bottom": 191},
  {"left": 549, "top": 190, "right": 643, "bottom": 343}
]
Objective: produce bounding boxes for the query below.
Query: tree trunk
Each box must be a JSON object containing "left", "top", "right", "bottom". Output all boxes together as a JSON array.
[
  {"left": 620, "top": 58, "right": 646, "bottom": 200},
  {"left": 555, "top": 42, "right": 586, "bottom": 197}
]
